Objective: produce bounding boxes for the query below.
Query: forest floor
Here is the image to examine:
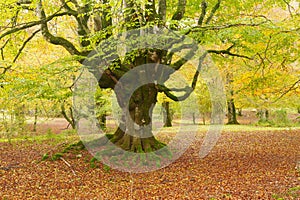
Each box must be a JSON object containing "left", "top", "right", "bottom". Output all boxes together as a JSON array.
[{"left": 0, "top": 115, "right": 300, "bottom": 199}]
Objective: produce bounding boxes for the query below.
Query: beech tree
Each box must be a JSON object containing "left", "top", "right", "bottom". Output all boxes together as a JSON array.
[{"left": 1, "top": 0, "right": 299, "bottom": 153}]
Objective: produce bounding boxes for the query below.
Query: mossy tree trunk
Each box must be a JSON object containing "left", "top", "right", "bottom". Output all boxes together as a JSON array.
[{"left": 110, "top": 83, "right": 163, "bottom": 152}]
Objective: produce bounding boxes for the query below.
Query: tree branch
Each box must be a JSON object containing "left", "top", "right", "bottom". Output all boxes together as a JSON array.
[
  {"left": 171, "top": 0, "right": 187, "bottom": 20},
  {"left": 0, "top": 11, "right": 71, "bottom": 40},
  {"left": 205, "top": 0, "right": 221, "bottom": 24},
  {"left": 0, "top": 39, "right": 10, "bottom": 60},
  {"left": 60, "top": 0, "right": 92, "bottom": 47},
  {"left": 159, "top": 52, "right": 208, "bottom": 101},
  {"left": 145, "top": 0, "right": 156, "bottom": 22},
  {"left": 198, "top": 0, "right": 208, "bottom": 26},
  {"left": 17, "top": 0, "right": 32, "bottom": 4},
  {"left": 59, "top": 0, "right": 78, "bottom": 16},
  {"left": 282, "top": 0, "right": 294, "bottom": 17},
  {"left": 69, "top": 0, "right": 80, "bottom": 8},
  {"left": 170, "top": 44, "right": 199, "bottom": 70},
  {"left": 191, "top": 52, "right": 208, "bottom": 88},
  {"left": 273, "top": 79, "right": 300, "bottom": 103},
  {"left": 94, "top": 0, "right": 112, "bottom": 38},
  {"left": 2, "top": 29, "right": 41, "bottom": 74},
  {"left": 61, "top": 101, "right": 75, "bottom": 129},
  {"left": 207, "top": 45, "right": 252, "bottom": 60},
  {"left": 13, "top": 29, "right": 41, "bottom": 63},
  {"left": 123, "top": 0, "right": 136, "bottom": 22},
  {"left": 158, "top": 84, "right": 192, "bottom": 101},
  {"left": 59, "top": 157, "right": 76, "bottom": 176},
  {"left": 185, "top": 21, "right": 267, "bottom": 35},
  {"left": 277, "top": 27, "right": 300, "bottom": 34},
  {"left": 158, "top": 0, "right": 167, "bottom": 22},
  {"left": 75, "top": 4, "right": 92, "bottom": 47},
  {"left": 37, "top": 0, "right": 84, "bottom": 56}
]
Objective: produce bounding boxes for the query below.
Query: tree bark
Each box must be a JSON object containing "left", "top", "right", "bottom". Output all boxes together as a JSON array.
[
  {"left": 192, "top": 113, "right": 196, "bottom": 125},
  {"left": 61, "top": 102, "right": 76, "bottom": 129},
  {"left": 110, "top": 84, "right": 164, "bottom": 152},
  {"left": 162, "top": 101, "right": 172, "bottom": 127},
  {"left": 227, "top": 98, "right": 239, "bottom": 124},
  {"left": 172, "top": 0, "right": 187, "bottom": 20}
]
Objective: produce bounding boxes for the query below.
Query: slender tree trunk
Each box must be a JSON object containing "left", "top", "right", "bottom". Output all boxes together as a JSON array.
[
  {"left": 237, "top": 108, "right": 242, "bottom": 116},
  {"left": 225, "top": 74, "right": 238, "bottom": 125},
  {"left": 111, "top": 84, "right": 164, "bottom": 152},
  {"left": 162, "top": 101, "right": 172, "bottom": 127},
  {"left": 227, "top": 98, "right": 239, "bottom": 124},
  {"left": 202, "top": 113, "right": 206, "bottom": 125},
  {"left": 33, "top": 104, "right": 38, "bottom": 132},
  {"left": 265, "top": 109, "right": 269, "bottom": 121},
  {"left": 61, "top": 102, "right": 76, "bottom": 129},
  {"left": 192, "top": 113, "right": 196, "bottom": 125},
  {"left": 15, "top": 104, "right": 26, "bottom": 131},
  {"left": 258, "top": 109, "right": 269, "bottom": 122}
]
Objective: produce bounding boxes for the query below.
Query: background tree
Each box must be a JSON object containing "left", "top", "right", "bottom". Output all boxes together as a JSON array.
[
  {"left": 161, "top": 100, "right": 173, "bottom": 127},
  {"left": 195, "top": 82, "right": 211, "bottom": 125}
]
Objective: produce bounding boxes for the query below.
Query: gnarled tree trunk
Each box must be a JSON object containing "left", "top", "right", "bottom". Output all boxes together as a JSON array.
[{"left": 110, "top": 83, "right": 164, "bottom": 152}]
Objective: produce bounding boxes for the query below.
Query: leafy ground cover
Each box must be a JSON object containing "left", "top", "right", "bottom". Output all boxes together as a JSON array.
[{"left": 0, "top": 124, "right": 299, "bottom": 199}]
